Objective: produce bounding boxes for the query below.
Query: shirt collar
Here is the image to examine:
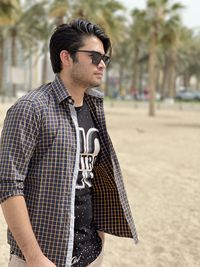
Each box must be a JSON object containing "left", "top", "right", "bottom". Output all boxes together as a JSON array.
[
  {"left": 86, "top": 88, "right": 104, "bottom": 99},
  {"left": 51, "top": 74, "right": 74, "bottom": 105},
  {"left": 51, "top": 74, "right": 104, "bottom": 105}
]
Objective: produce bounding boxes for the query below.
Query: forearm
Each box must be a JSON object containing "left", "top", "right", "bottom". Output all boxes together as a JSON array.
[{"left": 1, "top": 195, "right": 43, "bottom": 261}]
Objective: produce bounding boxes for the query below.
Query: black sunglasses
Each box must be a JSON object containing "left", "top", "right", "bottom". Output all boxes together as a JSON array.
[{"left": 71, "top": 50, "right": 110, "bottom": 66}]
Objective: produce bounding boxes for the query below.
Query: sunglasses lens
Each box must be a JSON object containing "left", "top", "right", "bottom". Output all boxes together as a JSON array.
[
  {"left": 103, "top": 56, "right": 110, "bottom": 66},
  {"left": 92, "top": 53, "right": 102, "bottom": 65},
  {"left": 92, "top": 53, "right": 110, "bottom": 66}
]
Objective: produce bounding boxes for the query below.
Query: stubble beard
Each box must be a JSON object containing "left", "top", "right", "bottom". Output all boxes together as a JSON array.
[{"left": 71, "top": 63, "right": 102, "bottom": 90}]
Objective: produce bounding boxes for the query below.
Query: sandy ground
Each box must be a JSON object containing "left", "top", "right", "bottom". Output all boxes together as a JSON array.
[{"left": 0, "top": 100, "right": 200, "bottom": 267}]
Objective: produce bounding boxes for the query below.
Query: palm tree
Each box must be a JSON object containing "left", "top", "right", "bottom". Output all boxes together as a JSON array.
[
  {"left": 144, "top": 0, "right": 163, "bottom": 115},
  {"left": 48, "top": 0, "right": 70, "bottom": 26},
  {"left": 0, "top": 0, "right": 18, "bottom": 21},
  {"left": 34, "top": 20, "right": 54, "bottom": 84},
  {"left": 111, "top": 36, "right": 133, "bottom": 96},
  {"left": 159, "top": 4, "right": 184, "bottom": 99},
  {"left": 20, "top": 2, "right": 54, "bottom": 85},
  {"left": 145, "top": 0, "right": 183, "bottom": 116},
  {"left": 5, "top": 1, "right": 48, "bottom": 96},
  {"left": 130, "top": 8, "right": 149, "bottom": 94},
  {"left": 0, "top": 0, "right": 19, "bottom": 95},
  {"left": 72, "top": 0, "right": 125, "bottom": 42},
  {"left": 177, "top": 28, "right": 200, "bottom": 89}
]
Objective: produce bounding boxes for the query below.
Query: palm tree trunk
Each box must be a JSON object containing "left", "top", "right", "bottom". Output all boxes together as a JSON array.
[
  {"left": 156, "top": 67, "right": 161, "bottom": 94},
  {"left": 131, "top": 46, "right": 139, "bottom": 90},
  {"left": 148, "top": 30, "right": 157, "bottom": 116},
  {"left": 11, "top": 27, "right": 17, "bottom": 97},
  {"left": 183, "top": 72, "right": 190, "bottom": 88},
  {"left": 29, "top": 47, "right": 32, "bottom": 89},
  {"left": 161, "top": 54, "right": 170, "bottom": 99},
  {"left": 138, "top": 62, "right": 143, "bottom": 95},
  {"left": 42, "top": 41, "right": 48, "bottom": 84},
  {"left": 0, "top": 38, "right": 4, "bottom": 95},
  {"left": 167, "top": 49, "right": 176, "bottom": 99},
  {"left": 196, "top": 75, "right": 200, "bottom": 90},
  {"left": 119, "top": 64, "right": 124, "bottom": 96}
]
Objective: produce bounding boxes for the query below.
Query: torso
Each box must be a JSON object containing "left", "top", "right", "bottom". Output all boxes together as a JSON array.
[{"left": 72, "top": 101, "right": 102, "bottom": 267}]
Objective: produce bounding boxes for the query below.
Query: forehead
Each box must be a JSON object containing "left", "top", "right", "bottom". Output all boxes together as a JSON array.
[{"left": 81, "top": 36, "right": 105, "bottom": 53}]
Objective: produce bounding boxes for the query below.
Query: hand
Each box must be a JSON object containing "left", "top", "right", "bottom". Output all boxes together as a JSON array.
[
  {"left": 27, "top": 255, "right": 56, "bottom": 267},
  {"left": 98, "top": 231, "right": 105, "bottom": 245}
]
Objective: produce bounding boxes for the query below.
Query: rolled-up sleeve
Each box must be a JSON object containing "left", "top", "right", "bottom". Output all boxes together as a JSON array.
[{"left": 0, "top": 100, "right": 40, "bottom": 203}]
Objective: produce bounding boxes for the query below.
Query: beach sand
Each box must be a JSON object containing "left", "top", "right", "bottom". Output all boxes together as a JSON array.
[{"left": 0, "top": 101, "right": 200, "bottom": 267}]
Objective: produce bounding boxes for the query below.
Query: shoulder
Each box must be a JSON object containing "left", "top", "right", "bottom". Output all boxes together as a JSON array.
[
  {"left": 18, "top": 82, "right": 52, "bottom": 107},
  {"left": 11, "top": 83, "right": 53, "bottom": 115},
  {"left": 5, "top": 83, "right": 54, "bottom": 126}
]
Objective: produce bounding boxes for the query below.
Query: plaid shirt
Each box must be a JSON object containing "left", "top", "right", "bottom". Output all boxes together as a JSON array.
[{"left": 0, "top": 75, "right": 138, "bottom": 267}]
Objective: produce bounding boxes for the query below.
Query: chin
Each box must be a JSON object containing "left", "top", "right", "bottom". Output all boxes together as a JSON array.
[{"left": 91, "top": 82, "right": 101, "bottom": 88}]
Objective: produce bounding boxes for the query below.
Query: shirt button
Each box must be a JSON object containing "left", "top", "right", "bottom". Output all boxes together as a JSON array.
[{"left": 68, "top": 97, "right": 74, "bottom": 105}]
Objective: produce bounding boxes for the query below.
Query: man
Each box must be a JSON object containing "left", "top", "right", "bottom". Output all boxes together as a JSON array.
[{"left": 0, "top": 19, "right": 138, "bottom": 267}]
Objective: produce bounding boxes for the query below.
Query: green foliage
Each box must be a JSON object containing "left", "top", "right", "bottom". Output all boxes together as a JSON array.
[
  {"left": 0, "top": 0, "right": 200, "bottom": 97},
  {"left": 71, "top": 0, "right": 126, "bottom": 42}
]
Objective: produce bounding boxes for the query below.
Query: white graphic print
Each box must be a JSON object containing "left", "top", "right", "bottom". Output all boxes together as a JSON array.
[
  {"left": 71, "top": 255, "right": 81, "bottom": 265},
  {"left": 76, "top": 127, "right": 100, "bottom": 189}
]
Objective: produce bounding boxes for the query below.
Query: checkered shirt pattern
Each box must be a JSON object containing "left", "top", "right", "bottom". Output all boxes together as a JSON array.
[{"left": 0, "top": 75, "right": 138, "bottom": 267}]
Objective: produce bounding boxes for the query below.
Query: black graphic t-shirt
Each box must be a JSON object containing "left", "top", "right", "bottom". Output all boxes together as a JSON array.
[{"left": 72, "top": 102, "right": 102, "bottom": 267}]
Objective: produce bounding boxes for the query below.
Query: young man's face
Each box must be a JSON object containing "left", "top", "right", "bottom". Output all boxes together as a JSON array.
[{"left": 70, "top": 36, "right": 108, "bottom": 89}]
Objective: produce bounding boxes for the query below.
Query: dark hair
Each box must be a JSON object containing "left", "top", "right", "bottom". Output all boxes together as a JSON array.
[{"left": 49, "top": 19, "right": 112, "bottom": 73}]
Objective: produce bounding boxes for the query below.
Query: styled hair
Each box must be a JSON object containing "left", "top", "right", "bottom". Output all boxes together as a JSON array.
[{"left": 49, "top": 19, "right": 112, "bottom": 73}]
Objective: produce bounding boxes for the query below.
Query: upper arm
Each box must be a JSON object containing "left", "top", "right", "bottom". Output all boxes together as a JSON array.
[{"left": 0, "top": 100, "right": 40, "bottom": 203}]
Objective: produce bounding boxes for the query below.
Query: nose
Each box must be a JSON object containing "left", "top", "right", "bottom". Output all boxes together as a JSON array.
[{"left": 98, "top": 59, "right": 106, "bottom": 69}]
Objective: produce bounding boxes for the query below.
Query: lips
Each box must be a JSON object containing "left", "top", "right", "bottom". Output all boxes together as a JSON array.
[{"left": 94, "top": 72, "right": 103, "bottom": 77}]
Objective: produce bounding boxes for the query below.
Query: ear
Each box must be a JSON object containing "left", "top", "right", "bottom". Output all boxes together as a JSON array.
[{"left": 60, "top": 50, "right": 73, "bottom": 68}]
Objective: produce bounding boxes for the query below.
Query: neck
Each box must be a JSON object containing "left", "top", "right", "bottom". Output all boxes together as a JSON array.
[{"left": 59, "top": 72, "right": 85, "bottom": 107}]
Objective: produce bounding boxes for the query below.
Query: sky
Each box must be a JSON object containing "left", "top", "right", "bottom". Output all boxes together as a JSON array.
[{"left": 120, "top": 0, "right": 200, "bottom": 30}]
